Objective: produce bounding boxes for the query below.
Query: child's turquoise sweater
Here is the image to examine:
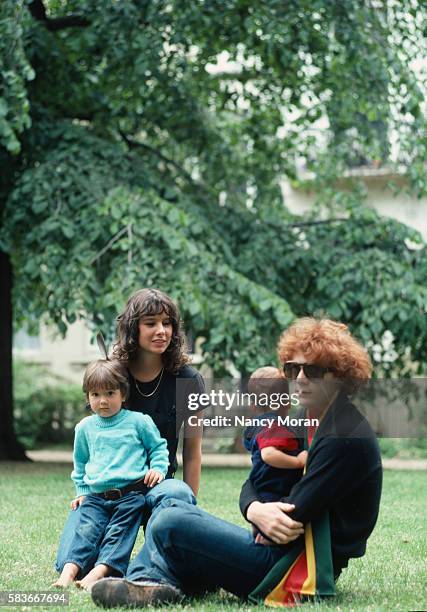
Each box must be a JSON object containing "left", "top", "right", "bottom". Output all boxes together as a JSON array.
[{"left": 71, "top": 408, "right": 169, "bottom": 496}]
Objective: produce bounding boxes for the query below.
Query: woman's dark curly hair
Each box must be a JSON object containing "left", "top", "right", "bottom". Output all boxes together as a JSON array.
[{"left": 112, "top": 288, "right": 190, "bottom": 373}]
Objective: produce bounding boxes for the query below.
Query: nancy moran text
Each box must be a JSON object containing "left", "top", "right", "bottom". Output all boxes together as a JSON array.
[{"left": 187, "top": 415, "right": 320, "bottom": 428}]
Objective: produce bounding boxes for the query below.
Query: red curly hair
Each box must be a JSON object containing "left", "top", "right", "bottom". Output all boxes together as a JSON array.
[{"left": 277, "top": 318, "right": 372, "bottom": 393}]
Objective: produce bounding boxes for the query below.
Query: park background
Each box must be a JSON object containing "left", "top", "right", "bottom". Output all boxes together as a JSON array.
[{"left": 1, "top": 0, "right": 426, "bottom": 609}]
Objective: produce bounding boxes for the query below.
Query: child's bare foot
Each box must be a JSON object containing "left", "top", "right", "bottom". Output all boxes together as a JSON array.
[
  {"left": 75, "top": 564, "right": 111, "bottom": 591},
  {"left": 52, "top": 562, "right": 79, "bottom": 588}
]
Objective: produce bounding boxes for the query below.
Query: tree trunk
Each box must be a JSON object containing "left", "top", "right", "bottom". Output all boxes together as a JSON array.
[{"left": 0, "top": 249, "right": 29, "bottom": 460}]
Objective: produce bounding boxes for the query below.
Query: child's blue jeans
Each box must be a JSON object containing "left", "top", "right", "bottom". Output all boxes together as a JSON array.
[
  {"left": 61, "top": 491, "right": 146, "bottom": 576},
  {"left": 55, "top": 479, "right": 196, "bottom": 578}
]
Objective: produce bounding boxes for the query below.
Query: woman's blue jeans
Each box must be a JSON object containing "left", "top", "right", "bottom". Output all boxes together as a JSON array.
[
  {"left": 126, "top": 498, "right": 292, "bottom": 599},
  {"left": 55, "top": 480, "right": 195, "bottom": 577}
]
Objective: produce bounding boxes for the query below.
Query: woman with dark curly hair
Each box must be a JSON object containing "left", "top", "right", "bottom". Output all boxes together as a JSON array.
[
  {"left": 91, "top": 317, "right": 382, "bottom": 609},
  {"left": 55, "top": 289, "right": 204, "bottom": 580},
  {"left": 112, "top": 288, "right": 204, "bottom": 492}
]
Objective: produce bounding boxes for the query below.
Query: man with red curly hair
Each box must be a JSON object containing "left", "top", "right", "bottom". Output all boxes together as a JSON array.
[
  {"left": 241, "top": 318, "right": 382, "bottom": 588},
  {"left": 91, "top": 318, "right": 382, "bottom": 608}
]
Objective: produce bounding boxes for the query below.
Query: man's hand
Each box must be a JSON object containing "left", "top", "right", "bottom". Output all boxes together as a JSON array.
[
  {"left": 144, "top": 469, "right": 164, "bottom": 488},
  {"left": 297, "top": 450, "right": 308, "bottom": 468},
  {"left": 70, "top": 496, "right": 85, "bottom": 510},
  {"left": 246, "top": 501, "right": 304, "bottom": 545},
  {"left": 255, "top": 533, "right": 274, "bottom": 546}
]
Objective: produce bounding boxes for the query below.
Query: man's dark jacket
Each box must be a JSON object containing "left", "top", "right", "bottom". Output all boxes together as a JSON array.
[{"left": 239, "top": 391, "right": 383, "bottom": 574}]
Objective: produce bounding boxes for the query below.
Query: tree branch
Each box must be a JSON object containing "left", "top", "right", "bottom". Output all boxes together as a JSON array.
[
  {"left": 89, "top": 226, "right": 128, "bottom": 265},
  {"left": 62, "top": 112, "right": 95, "bottom": 122},
  {"left": 208, "top": 69, "right": 260, "bottom": 83},
  {"left": 28, "top": 0, "right": 47, "bottom": 21},
  {"left": 121, "top": 133, "right": 354, "bottom": 230},
  {"left": 286, "top": 218, "right": 349, "bottom": 228},
  {"left": 28, "top": 0, "right": 90, "bottom": 30},
  {"left": 121, "top": 133, "right": 196, "bottom": 186},
  {"left": 44, "top": 15, "right": 90, "bottom": 31}
]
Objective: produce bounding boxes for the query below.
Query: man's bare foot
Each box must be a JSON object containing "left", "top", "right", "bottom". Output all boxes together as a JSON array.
[
  {"left": 52, "top": 563, "right": 79, "bottom": 588},
  {"left": 75, "top": 564, "right": 111, "bottom": 591}
]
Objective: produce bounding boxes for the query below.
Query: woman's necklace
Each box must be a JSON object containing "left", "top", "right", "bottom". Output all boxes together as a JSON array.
[{"left": 134, "top": 368, "right": 164, "bottom": 398}]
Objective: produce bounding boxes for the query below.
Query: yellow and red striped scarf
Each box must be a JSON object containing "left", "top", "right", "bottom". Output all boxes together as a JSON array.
[{"left": 249, "top": 426, "right": 335, "bottom": 607}]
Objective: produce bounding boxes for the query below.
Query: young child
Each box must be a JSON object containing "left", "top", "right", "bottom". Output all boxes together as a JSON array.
[
  {"left": 53, "top": 359, "right": 169, "bottom": 591},
  {"left": 244, "top": 366, "right": 308, "bottom": 510}
]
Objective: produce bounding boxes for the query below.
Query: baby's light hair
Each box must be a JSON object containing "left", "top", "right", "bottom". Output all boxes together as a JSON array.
[
  {"left": 247, "top": 366, "right": 289, "bottom": 409},
  {"left": 82, "top": 360, "right": 129, "bottom": 400}
]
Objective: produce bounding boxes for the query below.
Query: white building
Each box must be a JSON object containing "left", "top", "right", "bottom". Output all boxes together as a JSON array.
[
  {"left": 14, "top": 320, "right": 101, "bottom": 383},
  {"left": 282, "top": 167, "right": 427, "bottom": 239}
]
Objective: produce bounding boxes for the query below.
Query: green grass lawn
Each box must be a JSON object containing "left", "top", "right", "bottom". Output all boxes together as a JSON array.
[{"left": 0, "top": 464, "right": 426, "bottom": 611}]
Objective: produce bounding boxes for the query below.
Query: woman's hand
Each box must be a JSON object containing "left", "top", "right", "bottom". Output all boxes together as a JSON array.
[
  {"left": 144, "top": 469, "right": 164, "bottom": 488},
  {"left": 70, "top": 496, "right": 85, "bottom": 510},
  {"left": 246, "top": 501, "right": 304, "bottom": 545}
]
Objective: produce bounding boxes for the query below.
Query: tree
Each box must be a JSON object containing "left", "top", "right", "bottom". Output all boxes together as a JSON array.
[{"left": 1, "top": 0, "right": 426, "bottom": 458}]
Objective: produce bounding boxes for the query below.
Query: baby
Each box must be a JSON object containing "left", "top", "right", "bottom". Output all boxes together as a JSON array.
[
  {"left": 244, "top": 366, "right": 307, "bottom": 520},
  {"left": 53, "top": 359, "right": 168, "bottom": 590}
]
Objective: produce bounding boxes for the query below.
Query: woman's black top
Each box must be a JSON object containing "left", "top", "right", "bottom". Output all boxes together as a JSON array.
[{"left": 127, "top": 364, "right": 205, "bottom": 477}]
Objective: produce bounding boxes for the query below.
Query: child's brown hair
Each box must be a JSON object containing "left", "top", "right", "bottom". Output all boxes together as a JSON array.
[{"left": 82, "top": 360, "right": 129, "bottom": 400}]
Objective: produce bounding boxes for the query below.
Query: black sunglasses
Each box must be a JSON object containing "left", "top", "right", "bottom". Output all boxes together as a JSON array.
[{"left": 283, "top": 362, "right": 333, "bottom": 380}]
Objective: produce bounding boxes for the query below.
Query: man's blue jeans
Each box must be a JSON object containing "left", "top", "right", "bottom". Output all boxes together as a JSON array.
[
  {"left": 126, "top": 498, "right": 291, "bottom": 599},
  {"left": 55, "top": 480, "right": 196, "bottom": 577}
]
